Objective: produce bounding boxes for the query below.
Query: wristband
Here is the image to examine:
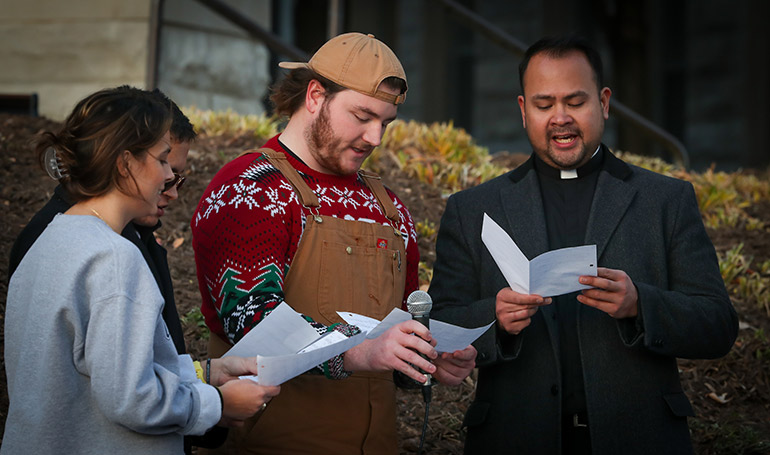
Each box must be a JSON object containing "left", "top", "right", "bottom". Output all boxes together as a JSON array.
[
  {"left": 193, "top": 361, "right": 205, "bottom": 383},
  {"left": 206, "top": 358, "right": 212, "bottom": 385}
]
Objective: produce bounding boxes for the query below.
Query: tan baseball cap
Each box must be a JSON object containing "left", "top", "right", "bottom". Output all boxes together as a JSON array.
[{"left": 279, "top": 32, "right": 408, "bottom": 105}]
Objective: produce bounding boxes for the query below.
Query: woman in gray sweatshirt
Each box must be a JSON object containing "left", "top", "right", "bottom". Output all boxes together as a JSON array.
[{"left": 2, "top": 86, "right": 279, "bottom": 454}]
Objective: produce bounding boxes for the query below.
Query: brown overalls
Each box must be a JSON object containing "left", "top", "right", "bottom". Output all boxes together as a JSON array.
[{"left": 205, "top": 149, "right": 407, "bottom": 454}]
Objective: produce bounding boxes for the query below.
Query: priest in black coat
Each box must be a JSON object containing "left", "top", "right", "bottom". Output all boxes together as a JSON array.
[{"left": 429, "top": 36, "right": 738, "bottom": 455}]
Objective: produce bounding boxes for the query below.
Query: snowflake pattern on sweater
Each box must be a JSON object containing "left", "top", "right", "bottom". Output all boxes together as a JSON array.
[{"left": 191, "top": 135, "right": 419, "bottom": 357}]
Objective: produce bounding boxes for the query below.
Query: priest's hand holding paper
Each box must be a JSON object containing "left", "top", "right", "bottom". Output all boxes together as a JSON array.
[
  {"left": 577, "top": 267, "right": 639, "bottom": 319},
  {"left": 496, "top": 287, "right": 552, "bottom": 335},
  {"left": 433, "top": 345, "right": 477, "bottom": 385}
]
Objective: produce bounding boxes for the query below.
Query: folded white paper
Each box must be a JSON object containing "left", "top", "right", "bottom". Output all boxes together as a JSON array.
[
  {"left": 337, "top": 308, "right": 493, "bottom": 353},
  {"left": 226, "top": 302, "right": 365, "bottom": 386},
  {"left": 481, "top": 213, "right": 597, "bottom": 297}
]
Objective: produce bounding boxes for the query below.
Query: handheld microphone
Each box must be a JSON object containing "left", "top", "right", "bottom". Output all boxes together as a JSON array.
[
  {"left": 406, "top": 290, "right": 433, "bottom": 393},
  {"left": 407, "top": 290, "right": 434, "bottom": 454}
]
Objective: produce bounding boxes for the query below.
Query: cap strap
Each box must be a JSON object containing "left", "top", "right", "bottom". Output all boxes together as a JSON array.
[{"left": 374, "top": 90, "right": 406, "bottom": 105}]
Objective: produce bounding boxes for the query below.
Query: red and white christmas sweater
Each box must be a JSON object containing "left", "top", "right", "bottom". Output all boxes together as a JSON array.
[{"left": 191, "top": 135, "right": 419, "bottom": 347}]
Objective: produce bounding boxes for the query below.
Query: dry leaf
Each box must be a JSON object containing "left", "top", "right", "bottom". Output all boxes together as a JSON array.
[
  {"left": 172, "top": 237, "right": 185, "bottom": 249},
  {"left": 707, "top": 392, "right": 730, "bottom": 404}
]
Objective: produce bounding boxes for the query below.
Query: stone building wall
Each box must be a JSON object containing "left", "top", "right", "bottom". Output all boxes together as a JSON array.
[
  {"left": 156, "top": 0, "right": 271, "bottom": 115},
  {"left": 0, "top": 0, "right": 153, "bottom": 120},
  {"left": 0, "top": 0, "right": 272, "bottom": 120}
]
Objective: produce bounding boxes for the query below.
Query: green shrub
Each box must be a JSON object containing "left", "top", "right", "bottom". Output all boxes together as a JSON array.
[
  {"left": 372, "top": 120, "right": 508, "bottom": 194},
  {"left": 184, "top": 106, "right": 281, "bottom": 140}
]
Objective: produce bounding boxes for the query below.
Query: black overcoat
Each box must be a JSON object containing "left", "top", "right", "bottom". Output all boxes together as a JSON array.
[{"left": 430, "top": 147, "right": 738, "bottom": 455}]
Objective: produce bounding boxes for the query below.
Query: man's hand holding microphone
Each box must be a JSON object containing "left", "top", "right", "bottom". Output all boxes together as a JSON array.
[
  {"left": 407, "top": 291, "right": 477, "bottom": 388},
  {"left": 342, "top": 290, "right": 476, "bottom": 387}
]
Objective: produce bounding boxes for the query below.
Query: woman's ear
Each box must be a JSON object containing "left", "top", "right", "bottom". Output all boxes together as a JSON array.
[{"left": 116, "top": 150, "right": 132, "bottom": 178}]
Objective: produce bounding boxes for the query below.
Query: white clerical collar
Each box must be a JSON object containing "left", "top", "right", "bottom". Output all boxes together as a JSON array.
[
  {"left": 560, "top": 169, "right": 578, "bottom": 179},
  {"left": 560, "top": 145, "right": 601, "bottom": 180}
]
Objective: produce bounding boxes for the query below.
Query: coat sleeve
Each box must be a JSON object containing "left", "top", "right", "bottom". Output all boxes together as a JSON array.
[{"left": 631, "top": 182, "right": 738, "bottom": 359}]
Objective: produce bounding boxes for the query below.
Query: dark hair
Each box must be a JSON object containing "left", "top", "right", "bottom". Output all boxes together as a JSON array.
[
  {"left": 379, "top": 76, "right": 408, "bottom": 97},
  {"left": 151, "top": 88, "right": 197, "bottom": 143},
  {"left": 270, "top": 68, "right": 407, "bottom": 117},
  {"left": 270, "top": 68, "right": 346, "bottom": 117},
  {"left": 36, "top": 85, "right": 172, "bottom": 201},
  {"left": 518, "top": 36, "right": 604, "bottom": 94}
]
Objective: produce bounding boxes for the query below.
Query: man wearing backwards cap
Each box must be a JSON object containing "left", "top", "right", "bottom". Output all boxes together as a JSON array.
[{"left": 191, "top": 32, "right": 477, "bottom": 454}]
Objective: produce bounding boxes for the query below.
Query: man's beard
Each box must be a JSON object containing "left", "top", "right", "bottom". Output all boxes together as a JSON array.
[
  {"left": 530, "top": 126, "right": 593, "bottom": 170},
  {"left": 305, "top": 101, "right": 348, "bottom": 175},
  {"left": 546, "top": 143, "right": 589, "bottom": 169}
]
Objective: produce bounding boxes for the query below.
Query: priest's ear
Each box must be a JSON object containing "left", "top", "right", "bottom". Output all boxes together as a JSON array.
[
  {"left": 600, "top": 87, "right": 612, "bottom": 120},
  {"left": 518, "top": 95, "right": 527, "bottom": 128}
]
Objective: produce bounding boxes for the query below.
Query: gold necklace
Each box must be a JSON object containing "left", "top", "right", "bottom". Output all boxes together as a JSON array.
[{"left": 90, "top": 208, "right": 106, "bottom": 223}]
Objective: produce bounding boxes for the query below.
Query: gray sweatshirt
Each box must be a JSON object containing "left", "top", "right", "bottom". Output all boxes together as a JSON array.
[{"left": 3, "top": 214, "right": 220, "bottom": 454}]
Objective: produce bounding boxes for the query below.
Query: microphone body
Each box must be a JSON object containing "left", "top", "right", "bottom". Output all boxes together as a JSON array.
[
  {"left": 407, "top": 290, "right": 434, "bottom": 453},
  {"left": 406, "top": 290, "right": 434, "bottom": 394},
  {"left": 411, "top": 310, "right": 430, "bottom": 330}
]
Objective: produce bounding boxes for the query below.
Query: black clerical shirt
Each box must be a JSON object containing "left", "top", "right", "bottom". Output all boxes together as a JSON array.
[{"left": 534, "top": 148, "right": 603, "bottom": 416}]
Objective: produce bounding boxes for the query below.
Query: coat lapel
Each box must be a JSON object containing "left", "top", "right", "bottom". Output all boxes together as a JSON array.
[
  {"left": 499, "top": 168, "right": 549, "bottom": 259},
  {"left": 498, "top": 158, "right": 560, "bottom": 353},
  {"left": 585, "top": 150, "right": 637, "bottom": 260},
  {"left": 497, "top": 149, "right": 637, "bottom": 364}
]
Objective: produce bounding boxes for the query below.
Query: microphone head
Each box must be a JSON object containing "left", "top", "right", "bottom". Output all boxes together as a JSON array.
[{"left": 406, "top": 290, "right": 432, "bottom": 317}]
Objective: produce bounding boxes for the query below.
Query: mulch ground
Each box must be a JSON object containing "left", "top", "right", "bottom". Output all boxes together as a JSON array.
[{"left": 1, "top": 113, "right": 768, "bottom": 454}]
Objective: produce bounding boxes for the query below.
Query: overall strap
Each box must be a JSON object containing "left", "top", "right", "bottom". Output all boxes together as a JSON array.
[
  {"left": 358, "top": 169, "right": 401, "bottom": 227},
  {"left": 251, "top": 148, "right": 320, "bottom": 208},
  {"left": 243, "top": 148, "right": 399, "bottom": 224}
]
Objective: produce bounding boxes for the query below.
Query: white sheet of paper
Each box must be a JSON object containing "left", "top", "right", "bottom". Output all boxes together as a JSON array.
[
  {"left": 226, "top": 302, "right": 365, "bottom": 386},
  {"left": 481, "top": 213, "right": 531, "bottom": 294},
  {"left": 481, "top": 213, "right": 597, "bottom": 297},
  {"left": 338, "top": 308, "right": 493, "bottom": 353},
  {"left": 253, "top": 332, "right": 365, "bottom": 386},
  {"left": 298, "top": 331, "right": 347, "bottom": 354},
  {"left": 431, "top": 318, "right": 494, "bottom": 353},
  {"left": 225, "top": 302, "right": 320, "bottom": 358},
  {"left": 364, "top": 308, "right": 410, "bottom": 339}
]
